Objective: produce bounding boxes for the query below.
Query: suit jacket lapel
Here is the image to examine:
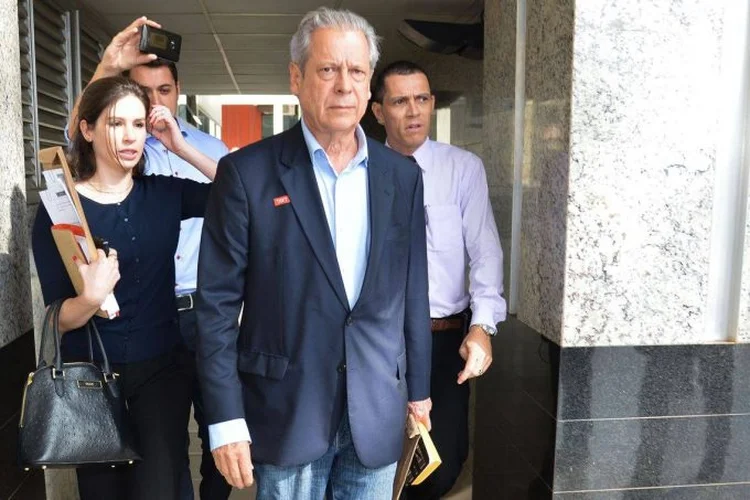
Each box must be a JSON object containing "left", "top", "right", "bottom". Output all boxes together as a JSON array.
[
  {"left": 357, "top": 140, "right": 394, "bottom": 306},
  {"left": 279, "top": 124, "right": 350, "bottom": 311}
]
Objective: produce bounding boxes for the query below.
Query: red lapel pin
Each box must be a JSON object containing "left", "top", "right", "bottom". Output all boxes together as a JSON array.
[{"left": 273, "top": 195, "right": 291, "bottom": 207}]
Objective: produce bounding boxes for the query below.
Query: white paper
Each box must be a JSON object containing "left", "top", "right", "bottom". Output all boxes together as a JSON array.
[
  {"left": 74, "top": 234, "right": 92, "bottom": 262},
  {"left": 100, "top": 293, "right": 120, "bottom": 319},
  {"left": 39, "top": 168, "right": 81, "bottom": 225},
  {"left": 42, "top": 169, "right": 66, "bottom": 190}
]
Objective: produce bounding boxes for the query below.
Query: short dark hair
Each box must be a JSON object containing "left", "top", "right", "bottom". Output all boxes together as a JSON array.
[
  {"left": 372, "top": 60, "right": 429, "bottom": 103},
  {"left": 126, "top": 58, "right": 179, "bottom": 84},
  {"left": 68, "top": 76, "right": 150, "bottom": 181}
]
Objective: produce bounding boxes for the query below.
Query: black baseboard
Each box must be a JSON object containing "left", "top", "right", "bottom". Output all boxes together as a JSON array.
[
  {"left": 473, "top": 321, "right": 750, "bottom": 498},
  {"left": 473, "top": 316, "right": 558, "bottom": 499},
  {"left": 553, "top": 484, "right": 750, "bottom": 499},
  {"left": 555, "top": 343, "right": 750, "bottom": 494},
  {"left": 0, "top": 330, "right": 45, "bottom": 500}
]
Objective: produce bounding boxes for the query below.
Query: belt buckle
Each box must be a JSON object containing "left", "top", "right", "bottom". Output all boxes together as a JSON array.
[{"left": 177, "top": 293, "right": 193, "bottom": 312}]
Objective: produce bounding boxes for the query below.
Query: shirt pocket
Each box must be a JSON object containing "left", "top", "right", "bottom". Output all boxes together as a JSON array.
[{"left": 425, "top": 204, "right": 463, "bottom": 252}]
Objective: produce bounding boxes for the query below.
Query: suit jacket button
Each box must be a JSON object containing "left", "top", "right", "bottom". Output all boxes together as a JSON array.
[
  {"left": 345, "top": 317, "right": 354, "bottom": 326},
  {"left": 337, "top": 363, "right": 346, "bottom": 373}
]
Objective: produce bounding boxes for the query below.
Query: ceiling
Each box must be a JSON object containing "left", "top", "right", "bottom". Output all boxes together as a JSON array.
[{"left": 77, "top": 0, "right": 484, "bottom": 95}]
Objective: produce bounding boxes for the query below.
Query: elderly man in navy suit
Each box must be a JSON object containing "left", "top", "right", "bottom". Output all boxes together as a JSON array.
[{"left": 195, "top": 7, "right": 433, "bottom": 499}]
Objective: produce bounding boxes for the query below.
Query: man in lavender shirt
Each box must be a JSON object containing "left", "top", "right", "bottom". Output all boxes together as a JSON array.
[{"left": 372, "top": 60, "right": 507, "bottom": 499}]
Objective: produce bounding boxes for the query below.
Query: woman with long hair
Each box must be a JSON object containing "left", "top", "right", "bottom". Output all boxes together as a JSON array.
[{"left": 32, "top": 76, "right": 216, "bottom": 499}]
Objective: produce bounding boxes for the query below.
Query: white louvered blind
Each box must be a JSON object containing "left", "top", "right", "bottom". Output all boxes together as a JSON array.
[
  {"left": 18, "top": 0, "right": 39, "bottom": 204},
  {"left": 79, "top": 25, "right": 103, "bottom": 89},
  {"left": 33, "top": 0, "right": 71, "bottom": 152},
  {"left": 18, "top": 0, "right": 74, "bottom": 212}
]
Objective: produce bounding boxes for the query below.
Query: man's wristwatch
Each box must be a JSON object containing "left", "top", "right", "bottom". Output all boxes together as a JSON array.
[{"left": 472, "top": 323, "right": 497, "bottom": 337}]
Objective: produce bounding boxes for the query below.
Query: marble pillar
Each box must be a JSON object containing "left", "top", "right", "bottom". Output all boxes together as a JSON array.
[
  {"left": 478, "top": 0, "right": 750, "bottom": 497},
  {"left": 485, "top": 0, "right": 728, "bottom": 346},
  {"left": 563, "top": 0, "right": 722, "bottom": 347},
  {"left": 0, "top": 3, "right": 47, "bottom": 499},
  {"left": 482, "top": 0, "right": 517, "bottom": 309},
  {"left": 0, "top": 0, "right": 32, "bottom": 349}
]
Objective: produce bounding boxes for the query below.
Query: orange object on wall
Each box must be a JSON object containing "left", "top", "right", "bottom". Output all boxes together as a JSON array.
[{"left": 222, "top": 105, "right": 262, "bottom": 151}]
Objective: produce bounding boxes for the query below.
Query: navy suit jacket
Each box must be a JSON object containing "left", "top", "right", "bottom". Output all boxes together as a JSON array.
[{"left": 196, "top": 123, "right": 432, "bottom": 468}]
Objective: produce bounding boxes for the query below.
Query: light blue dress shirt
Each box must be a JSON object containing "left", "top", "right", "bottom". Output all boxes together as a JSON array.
[
  {"left": 300, "top": 119, "right": 370, "bottom": 308},
  {"left": 208, "top": 119, "right": 371, "bottom": 451},
  {"left": 143, "top": 117, "right": 229, "bottom": 295}
]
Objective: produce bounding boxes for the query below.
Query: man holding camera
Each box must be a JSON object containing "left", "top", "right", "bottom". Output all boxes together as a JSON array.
[{"left": 69, "top": 17, "right": 231, "bottom": 500}]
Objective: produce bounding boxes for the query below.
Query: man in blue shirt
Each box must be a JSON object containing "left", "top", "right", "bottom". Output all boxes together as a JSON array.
[
  {"left": 132, "top": 58, "right": 230, "bottom": 500},
  {"left": 69, "top": 17, "right": 230, "bottom": 500}
]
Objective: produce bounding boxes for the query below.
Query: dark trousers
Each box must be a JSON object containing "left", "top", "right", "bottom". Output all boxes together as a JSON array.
[
  {"left": 405, "top": 324, "right": 470, "bottom": 500},
  {"left": 179, "top": 308, "right": 232, "bottom": 500},
  {"left": 76, "top": 347, "right": 192, "bottom": 500}
]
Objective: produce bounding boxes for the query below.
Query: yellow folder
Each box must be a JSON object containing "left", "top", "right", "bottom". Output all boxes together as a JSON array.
[{"left": 392, "top": 415, "right": 442, "bottom": 499}]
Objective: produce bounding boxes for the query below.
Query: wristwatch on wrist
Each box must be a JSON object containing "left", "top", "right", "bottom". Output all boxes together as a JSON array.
[{"left": 473, "top": 323, "right": 497, "bottom": 337}]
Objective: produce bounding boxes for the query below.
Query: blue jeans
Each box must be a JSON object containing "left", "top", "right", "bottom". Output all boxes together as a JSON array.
[{"left": 254, "top": 413, "right": 397, "bottom": 500}]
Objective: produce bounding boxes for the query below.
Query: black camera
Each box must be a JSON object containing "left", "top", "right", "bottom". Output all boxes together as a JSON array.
[{"left": 139, "top": 25, "right": 181, "bottom": 63}]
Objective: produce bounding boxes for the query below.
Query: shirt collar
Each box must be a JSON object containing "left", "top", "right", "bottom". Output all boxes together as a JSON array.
[
  {"left": 176, "top": 116, "right": 191, "bottom": 138},
  {"left": 385, "top": 138, "right": 430, "bottom": 171},
  {"left": 300, "top": 118, "right": 369, "bottom": 171}
]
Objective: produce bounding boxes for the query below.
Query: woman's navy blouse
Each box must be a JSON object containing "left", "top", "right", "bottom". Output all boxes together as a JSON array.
[{"left": 32, "top": 174, "right": 210, "bottom": 363}]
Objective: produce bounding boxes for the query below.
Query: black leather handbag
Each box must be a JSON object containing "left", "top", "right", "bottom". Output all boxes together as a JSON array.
[{"left": 18, "top": 299, "right": 141, "bottom": 468}]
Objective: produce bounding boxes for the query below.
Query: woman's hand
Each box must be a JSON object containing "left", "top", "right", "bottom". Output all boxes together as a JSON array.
[
  {"left": 77, "top": 249, "right": 120, "bottom": 307},
  {"left": 149, "top": 105, "right": 187, "bottom": 155}
]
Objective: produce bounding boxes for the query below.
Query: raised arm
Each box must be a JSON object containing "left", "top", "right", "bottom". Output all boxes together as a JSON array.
[
  {"left": 68, "top": 17, "right": 161, "bottom": 138},
  {"left": 147, "top": 105, "right": 218, "bottom": 180}
]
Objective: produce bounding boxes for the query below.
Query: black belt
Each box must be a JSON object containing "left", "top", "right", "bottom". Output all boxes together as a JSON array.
[{"left": 176, "top": 293, "right": 195, "bottom": 312}]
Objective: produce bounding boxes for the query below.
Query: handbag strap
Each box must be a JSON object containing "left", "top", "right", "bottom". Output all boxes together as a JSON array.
[
  {"left": 37, "top": 299, "right": 113, "bottom": 378},
  {"left": 36, "top": 299, "right": 63, "bottom": 370},
  {"left": 85, "top": 320, "right": 112, "bottom": 376}
]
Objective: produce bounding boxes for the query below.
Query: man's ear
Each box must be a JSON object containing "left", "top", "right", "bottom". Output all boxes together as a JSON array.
[
  {"left": 371, "top": 102, "right": 385, "bottom": 125},
  {"left": 289, "top": 62, "right": 302, "bottom": 95},
  {"left": 79, "top": 119, "right": 93, "bottom": 142}
]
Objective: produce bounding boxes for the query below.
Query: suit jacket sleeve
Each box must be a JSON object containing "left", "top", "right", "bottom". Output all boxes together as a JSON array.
[
  {"left": 404, "top": 171, "right": 432, "bottom": 401},
  {"left": 196, "top": 155, "right": 249, "bottom": 424}
]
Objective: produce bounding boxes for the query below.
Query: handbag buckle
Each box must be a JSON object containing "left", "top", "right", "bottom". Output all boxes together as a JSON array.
[
  {"left": 51, "top": 368, "right": 65, "bottom": 379},
  {"left": 104, "top": 372, "right": 120, "bottom": 383}
]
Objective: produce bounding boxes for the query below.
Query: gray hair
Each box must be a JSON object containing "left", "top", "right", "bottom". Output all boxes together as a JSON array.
[{"left": 290, "top": 7, "right": 381, "bottom": 72}]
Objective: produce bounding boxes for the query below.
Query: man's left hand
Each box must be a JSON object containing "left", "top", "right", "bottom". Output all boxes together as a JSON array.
[
  {"left": 407, "top": 398, "right": 432, "bottom": 431},
  {"left": 148, "top": 104, "right": 186, "bottom": 154},
  {"left": 457, "top": 326, "right": 493, "bottom": 384}
]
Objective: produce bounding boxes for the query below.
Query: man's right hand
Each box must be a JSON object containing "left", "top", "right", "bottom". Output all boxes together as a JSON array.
[
  {"left": 97, "top": 17, "right": 162, "bottom": 78},
  {"left": 70, "top": 17, "right": 162, "bottom": 139},
  {"left": 212, "top": 441, "right": 254, "bottom": 489}
]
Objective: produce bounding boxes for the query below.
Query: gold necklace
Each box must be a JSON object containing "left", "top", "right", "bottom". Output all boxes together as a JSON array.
[{"left": 85, "top": 179, "right": 134, "bottom": 195}]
